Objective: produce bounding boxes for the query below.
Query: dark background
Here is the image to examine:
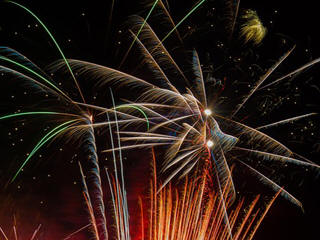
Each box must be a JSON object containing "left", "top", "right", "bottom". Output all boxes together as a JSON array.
[{"left": 0, "top": 0, "right": 319, "bottom": 239}]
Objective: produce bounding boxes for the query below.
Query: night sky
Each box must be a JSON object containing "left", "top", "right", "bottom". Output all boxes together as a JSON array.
[{"left": 0, "top": 0, "right": 319, "bottom": 239}]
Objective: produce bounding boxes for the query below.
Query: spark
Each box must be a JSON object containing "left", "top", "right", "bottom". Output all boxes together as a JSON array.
[
  {"left": 204, "top": 108, "right": 212, "bottom": 116},
  {"left": 240, "top": 9, "right": 267, "bottom": 45},
  {"left": 7, "top": 1, "right": 86, "bottom": 104}
]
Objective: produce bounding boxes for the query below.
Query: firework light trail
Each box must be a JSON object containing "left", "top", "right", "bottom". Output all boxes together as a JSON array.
[
  {"left": 0, "top": 219, "right": 41, "bottom": 240},
  {"left": 0, "top": 0, "right": 319, "bottom": 239},
  {"left": 50, "top": 2, "right": 320, "bottom": 211},
  {"left": 78, "top": 144, "right": 282, "bottom": 240},
  {"left": 0, "top": 2, "right": 148, "bottom": 239}
]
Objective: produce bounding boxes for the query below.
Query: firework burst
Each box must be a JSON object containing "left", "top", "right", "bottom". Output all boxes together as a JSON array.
[
  {"left": 0, "top": 1, "right": 319, "bottom": 239},
  {"left": 239, "top": 9, "right": 267, "bottom": 45},
  {"left": 49, "top": 3, "right": 320, "bottom": 211}
]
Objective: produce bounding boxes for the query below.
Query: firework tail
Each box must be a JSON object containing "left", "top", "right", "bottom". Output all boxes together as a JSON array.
[
  {"left": 142, "top": 152, "right": 283, "bottom": 240},
  {"left": 80, "top": 120, "right": 108, "bottom": 240},
  {"left": 6, "top": 0, "right": 86, "bottom": 103}
]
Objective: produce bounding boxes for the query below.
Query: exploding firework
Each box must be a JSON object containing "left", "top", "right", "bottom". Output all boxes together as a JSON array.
[
  {"left": 50, "top": 2, "right": 320, "bottom": 210},
  {"left": 78, "top": 143, "right": 281, "bottom": 240},
  {"left": 0, "top": 219, "right": 41, "bottom": 240},
  {"left": 239, "top": 9, "right": 267, "bottom": 45},
  {"left": 0, "top": 0, "right": 319, "bottom": 239}
]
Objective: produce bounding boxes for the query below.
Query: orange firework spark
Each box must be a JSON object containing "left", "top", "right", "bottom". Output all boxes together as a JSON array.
[
  {"left": 139, "top": 150, "right": 282, "bottom": 240},
  {"left": 78, "top": 147, "right": 281, "bottom": 240}
]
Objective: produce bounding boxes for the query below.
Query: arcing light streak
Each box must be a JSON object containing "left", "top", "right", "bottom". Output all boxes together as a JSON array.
[
  {"left": 0, "top": 111, "right": 78, "bottom": 121},
  {"left": 115, "top": 104, "right": 150, "bottom": 130},
  {"left": 11, "top": 119, "right": 80, "bottom": 182},
  {"left": 255, "top": 113, "right": 318, "bottom": 130},
  {"left": 7, "top": 1, "right": 86, "bottom": 103},
  {"left": 258, "top": 57, "right": 320, "bottom": 90},
  {"left": 119, "top": 0, "right": 160, "bottom": 68},
  {"left": 231, "top": 45, "right": 295, "bottom": 118},
  {"left": 160, "top": 0, "right": 207, "bottom": 44},
  {"left": 0, "top": 55, "right": 71, "bottom": 101}
]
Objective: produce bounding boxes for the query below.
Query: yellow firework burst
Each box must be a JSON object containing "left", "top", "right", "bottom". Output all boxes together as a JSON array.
[{"left": 240, "top": 9, "right": 267, "bottom": 45}]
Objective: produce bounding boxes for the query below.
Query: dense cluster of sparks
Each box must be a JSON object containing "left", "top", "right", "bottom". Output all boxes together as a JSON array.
[
  {"left": 240, "top": 9, "right": 267, "bottom": 45},
  {"left": 0, "top": 0, "right": 319, "bottom": 239}
]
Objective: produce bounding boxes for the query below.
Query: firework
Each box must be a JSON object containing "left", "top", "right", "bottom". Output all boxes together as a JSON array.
[
  {"left": 49, "top": 5, "right": 320, "bottom": 210},
  {"left": 79, "top": 145, "right": 281, "bottom": 240},
  {"left": 0, "top": 1, "right": 319, "bottom": 239},
  {"left": 239, "top": 9, "right": 267, "bottom": 45},
  {"left": 0, "top": 219, "right": 41, "bottom": 240},
  {"left": 0, "top": 2, "right": 135, "bottom": 238}
]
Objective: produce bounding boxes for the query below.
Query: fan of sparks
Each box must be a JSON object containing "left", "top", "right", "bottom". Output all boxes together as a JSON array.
[{"left": 0, "top": 1, "right": 320, "bottom": 238}]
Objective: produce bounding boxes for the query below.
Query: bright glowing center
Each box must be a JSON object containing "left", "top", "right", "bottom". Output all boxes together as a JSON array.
[
  {"left": 204, "top": 109, "right": 212, "bottom": 116},
  {"left": 207, "top": 140, "right": 214, "bottom": 148}
]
